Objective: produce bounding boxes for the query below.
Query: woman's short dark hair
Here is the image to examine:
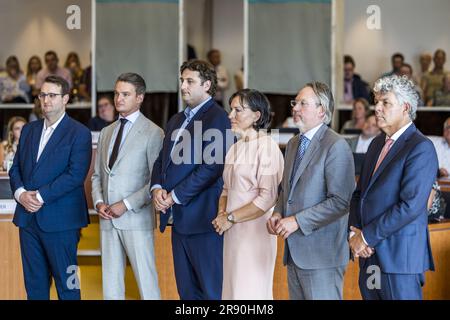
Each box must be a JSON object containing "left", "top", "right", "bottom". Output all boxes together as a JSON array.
[
  {"left": 228, "top": 89, "right": 272, "bottom": 131},
  {"left": 180, "top": 59, "right": 217, "bottom": 97}
]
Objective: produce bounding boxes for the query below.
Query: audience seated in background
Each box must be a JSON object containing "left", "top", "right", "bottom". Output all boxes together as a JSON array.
[
  {"left": 340, "top": 97, "right": 369, "bottom": 133},
  {"left": 346, "top": 113, "right": 380, "bottom": 153},
  {"left": 0, "top": 56, "right": 30, "bottom": 103},
  {"left": 26, "top": 55, "right": 42, "bottom": 100},
  {"left": 78, "top": 53, "right": 92, "bottom": 102},
  {"left": 28, "top": 98, "right": 43, "bottom": 122},
  {"left": 432, "top": 72, "right": 450, "bottom": 106},
  {"left": 343, "top": 55, "right": 370, "bottom": 104},
  {"left": 0, "top": 116, "right": 26, "bottom": 171},
  {"left": 65, "top": 52, "right": 84, "bottom": 102},
  {"left": 88, "top": 95, "right": 116, "bottom": 131},
  {"left": 35, "top": 50, "right": 72, "bottom": 90},
  {"left": 429, "top": 117, "right": 450, "bottom": 178},
  {"left": 207, "top": 49, "right": 229, "bottom": 107},
  {"left": 419, "top": 53, "right": 432, "bottom": 88},
  {"left": 400, "top": 63, "right": 424, "bottom": 105},
  {"left": 381, "top": 52, "right": 404, "bottom": 78},
  {"left": 423, "top": 49, "right": 447, "bottom": 106}
]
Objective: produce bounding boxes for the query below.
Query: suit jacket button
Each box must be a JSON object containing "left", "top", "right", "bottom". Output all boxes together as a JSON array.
[{"left": 288, "top": 200, "right": 293, "bottom": 205}]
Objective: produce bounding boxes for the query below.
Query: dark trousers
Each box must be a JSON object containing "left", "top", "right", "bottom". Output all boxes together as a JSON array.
[
  {"left": 171, "top": 228, "right": 223, "bottom": 300},
  {"left": 19, "top": 214, "right": 81, "bottom": 300},
  {"left": 359, "top": 253, "right": 425, "bottom": 300}
]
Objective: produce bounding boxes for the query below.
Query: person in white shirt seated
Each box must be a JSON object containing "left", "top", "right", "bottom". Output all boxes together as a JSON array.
[
  {"left": 429, "top": 117, "right": 450, "bottom": 178},
  {"left": 346, "top": 113, "right": 381, "bottom": 153}
]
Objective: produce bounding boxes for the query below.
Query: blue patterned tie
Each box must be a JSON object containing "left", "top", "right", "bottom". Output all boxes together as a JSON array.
[
  {"left": 184, "top": 107, "right": 193, "bottom": 123},
  {"left": 290, "top": 135, "right": 310, "bottom": 184}
]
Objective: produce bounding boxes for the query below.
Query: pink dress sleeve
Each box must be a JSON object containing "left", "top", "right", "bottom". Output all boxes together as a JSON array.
[{"left": 252, "top": 138, "right": 284, "bottom": 212}]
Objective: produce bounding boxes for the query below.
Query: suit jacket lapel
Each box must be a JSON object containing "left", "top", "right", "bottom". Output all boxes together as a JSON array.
[
  {"left": 113, "top": 115, "right": 145, "bottom": 167},
  {"left": 163, "top": 113, "right": 186, "bottom": 172},
  {"left": 163, "top": 99, "right": 215, "bottom": 171},
  {"left": 289, "top": 124, "right": 326, "bottom": 196},
  {"left": 285, "top": 135, "right": 300, "bottom": 187},
  {"left": 33, "top": 115, "right": 69, "bottom": 173},
  {"left": 365, "top": 124, "right": 416, "bottom": 193},
  {"left": 360, "top": 134, "right": 385, "bottom": 193},
  {"left": 31, "top": 120, "right": 44, "bottom": 166},
  {"left": 102, "top": 121, "right": 117, "bottom": 173}
]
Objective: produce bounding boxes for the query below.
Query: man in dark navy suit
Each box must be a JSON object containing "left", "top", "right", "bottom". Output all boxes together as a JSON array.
[
  {"left": 9, "top": 75, "right": 92, "bottom": 300},
  {"left": 349, "top": 75, "right": 438, "bottom": 300},
  {"left": 151, "top": 60, "right": 230, "bottom": 300}
]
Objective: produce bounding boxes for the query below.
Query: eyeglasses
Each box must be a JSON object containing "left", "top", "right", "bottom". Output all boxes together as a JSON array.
[
  {"left": 38, "top": 92, "right": 64, "bottom": 100},
  {"left": 290, "top": 100, "right": 320, "bottom": 109}
]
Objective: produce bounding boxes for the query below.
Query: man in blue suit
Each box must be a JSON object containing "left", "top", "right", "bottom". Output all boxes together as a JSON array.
[
  {"left": 9, "top": 75, "right": 92, "bottom": 300},
  {"left": 349, "top": 75, "right": 438, "bottom": 300},
  {"left": 151, "top": 60, "right": 231, "bottom": 300}
]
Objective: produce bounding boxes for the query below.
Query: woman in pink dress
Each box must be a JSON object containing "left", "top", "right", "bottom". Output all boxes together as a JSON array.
[{"left": 212, "top": 89, "right": 284, "bottom": 299}]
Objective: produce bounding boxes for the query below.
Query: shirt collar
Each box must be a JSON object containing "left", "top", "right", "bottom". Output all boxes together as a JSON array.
[
  {"left": 387, "top": 121, "right": 412, "bottom": 142},
  {"left": 303, "top": 123, "right": 324, "bottom": 141},
  {"left": 44, "top": 112, "right": 66, "bottom": 131},
  {"left": 185, "top": 97, "right": 212, "bottom": 117},
  {"left": 119, "top": 110, "right": 140, "bottom": 124}
]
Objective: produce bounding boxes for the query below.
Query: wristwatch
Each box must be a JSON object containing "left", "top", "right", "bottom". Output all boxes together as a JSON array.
[{"left": 227, "top": 212, "right": 236, "bottom": 224}]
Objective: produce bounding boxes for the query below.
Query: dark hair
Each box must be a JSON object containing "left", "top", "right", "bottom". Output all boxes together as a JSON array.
[
  {"left": 45, "top": 50, "right": 58, "bottom": 59},
  {"left": 6, "top": 56, "right": 21, "bottom": 73},
  {"left": 27, "top": 55, "right": 42, "bottom": 77},
  {"left": 353, "top": 97, "right": 370, "bottom": 113},
  {"left": 97, "top": 94, "right": 114, "bottom": 105},
  {"left": 116, "top": 72, "right": 146, "bottom": 95},
  {"left": 43, "top": 75, "right": 70, "bottom": 95},
  {"left": 207, "top": 49, "right": 220, "bottom": 59},
  {"left": 435, "top": 49, "right": 446, "bottom": 59},
  {"left": 392, "top": 53, "right": 404, "bottom": 62},
  {"left": 64, "top": 51, "right": 81, "bottom": 69},
  {"left": 344, "top": 55, "right": 355, "bottom": 67},
  {"left": 180, "top": 59, "right": 217, "bottom": 97},
  {"left": 228, "top": 89, "right": 272, "bottom": 131}
]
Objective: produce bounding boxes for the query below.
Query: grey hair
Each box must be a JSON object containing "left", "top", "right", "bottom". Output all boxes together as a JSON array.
[
  {"left": 373, "top": 75, "right": 419, "bottom": 120},
  {"left": 304, "top": 81, "right": 334, "bottom": 125}
]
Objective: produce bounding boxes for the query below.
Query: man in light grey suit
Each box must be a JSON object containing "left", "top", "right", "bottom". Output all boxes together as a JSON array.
[
  {"left": 267, "top": 81, "right": 355, "bottom": 300},
  {"left": 91, "top": 73, "right": 164, "bottom": 299}
]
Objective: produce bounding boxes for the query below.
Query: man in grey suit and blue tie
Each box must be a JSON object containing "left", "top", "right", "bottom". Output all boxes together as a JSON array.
[
  {"left": 267, "top": 82, "right": 355, "bottom": 300},
  {"left": 91, "top": 73, "right": 164, "bottom": 299}
]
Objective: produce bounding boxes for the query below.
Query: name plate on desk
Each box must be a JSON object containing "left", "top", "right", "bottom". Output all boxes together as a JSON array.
[{"left": 0, "top": 199, "right": 16, "bottom": 214}]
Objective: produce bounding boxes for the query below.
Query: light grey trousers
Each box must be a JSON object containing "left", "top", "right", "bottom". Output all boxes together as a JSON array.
[
  {"left": 287, "top": 256, "right": 346, "bottom": 300},
  {"left": 101, "top": 228, "right": 160, "bottom": 300}
]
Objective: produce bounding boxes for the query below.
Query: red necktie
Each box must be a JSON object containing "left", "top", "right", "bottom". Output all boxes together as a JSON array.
[{"left": 372, "top": 138, "right": 394, "bottom": 175}]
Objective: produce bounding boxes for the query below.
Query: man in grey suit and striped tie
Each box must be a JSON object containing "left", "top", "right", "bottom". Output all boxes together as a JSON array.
[
  {"left": 267, "top": 82, "right": 355, "bottom": 300},
  {"left": 91, "top": 73, "right": 164, "bottom": 299}
]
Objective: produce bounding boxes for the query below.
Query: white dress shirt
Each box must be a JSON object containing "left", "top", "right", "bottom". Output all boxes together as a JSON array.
[
  {"left": 355, "top": 135, "right": 375, "bottom": 154},
  {"left": 429, "top": 136, "right": 450, "bottom": 173}
]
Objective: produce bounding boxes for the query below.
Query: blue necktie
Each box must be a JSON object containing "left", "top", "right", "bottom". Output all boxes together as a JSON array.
[
  {"left": 290, "top": 135, "right": 310, "bottom": 184},
  {"left": 184, "top": 107, "right": 193, "bottom": 123}
]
